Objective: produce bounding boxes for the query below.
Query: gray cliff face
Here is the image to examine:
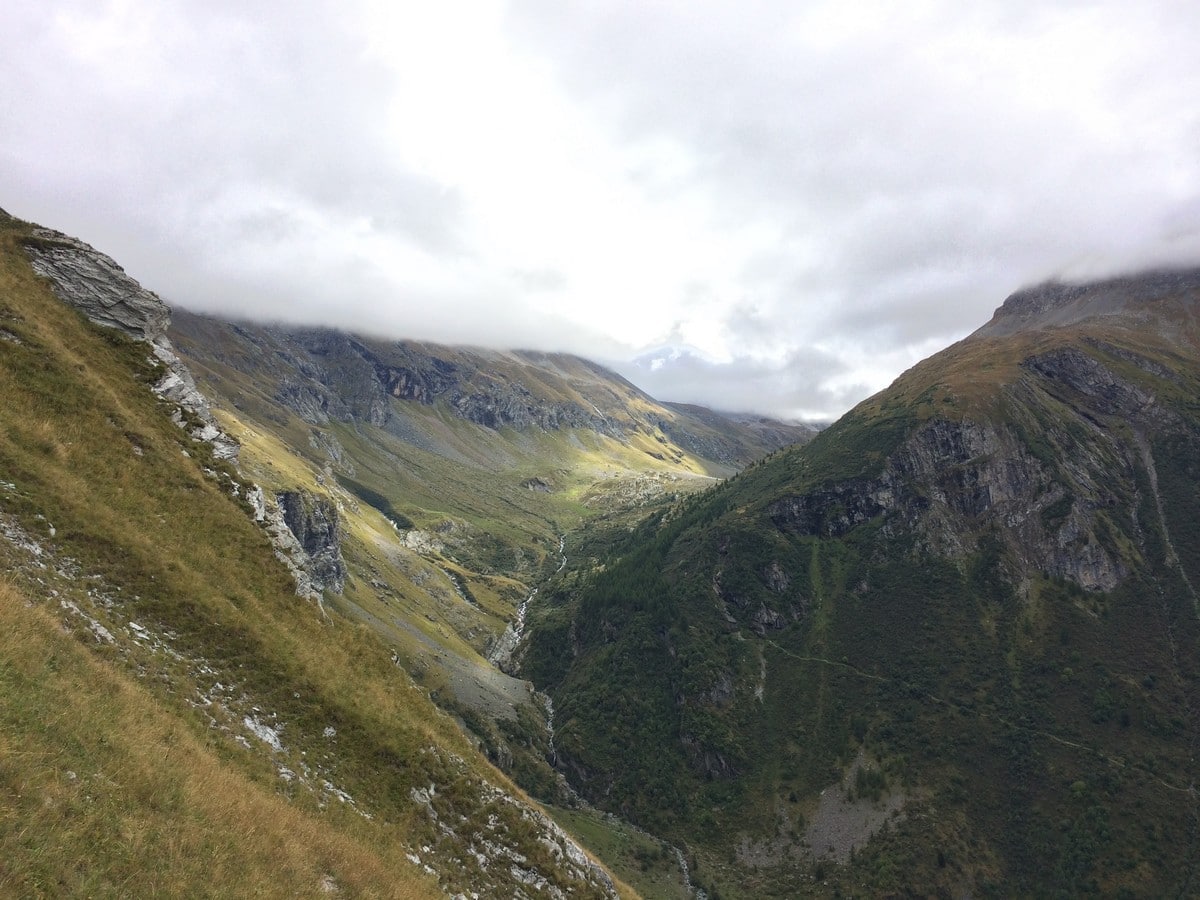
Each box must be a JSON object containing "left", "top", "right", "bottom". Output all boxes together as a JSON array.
[
  {"left": 448, "top": 383, "right": 615, "bottom": 434},
  {"left": 768, "top": 340, "right": 1191, "bottom": 593},
  {"left": 21, "top": 227, "right": 239, "bottom": 462},
  {"left": 24, "top": 228, "right": 171, "bottom": 341},
  {"left": 276, "top": 490, "right": 346, "bottom": 595},
  {"left": 271, "top": 329, "right": 619, "bottom": 434}
]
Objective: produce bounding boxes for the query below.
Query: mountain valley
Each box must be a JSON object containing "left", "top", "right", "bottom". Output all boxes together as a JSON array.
[
  {"left": 3, "top": 203, "right": 1199, "bottom": 899},
  {"left": 0, "top": 208, "right": 809, "bottom": 898}
]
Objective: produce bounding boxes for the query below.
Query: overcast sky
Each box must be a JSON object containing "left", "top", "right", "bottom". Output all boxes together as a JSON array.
[{"left": 4, "top": 1, "right": 1200, "bottom": 420}]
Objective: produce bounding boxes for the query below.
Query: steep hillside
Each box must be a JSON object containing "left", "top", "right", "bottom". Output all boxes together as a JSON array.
[
  {"left": 522, "top": 270, "right": 1200, "bottom": 897},
  {"left": 1, "top": 206, "right": 816, "bottom": 898},
  {"left": 0, "top": 210, "right": 635, "bottom": 898},
  {"left": 165, "top": 307, "right": 810, "bottom": 814}
]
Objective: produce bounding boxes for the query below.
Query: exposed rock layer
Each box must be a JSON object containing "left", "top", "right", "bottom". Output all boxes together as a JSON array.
[
  {"left": 277, "top": 490, "right": 346, "bottom": 595},
  {"left": 169, "top": 309, "right": 814, "bottom": 468},
  {"left": 22, "top": 226, "right": 239, "bottom": 462}
]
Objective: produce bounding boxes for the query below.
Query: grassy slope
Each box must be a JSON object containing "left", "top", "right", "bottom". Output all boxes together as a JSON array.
[
  {"left": 0, "top": 579, "right": 437, "bottom": 899},
  {"left": 0, "top": 217, "right": 633, "bottom": 898},
  {"left": 524, "top": 309, "right": 1200, "bottom": 897}
]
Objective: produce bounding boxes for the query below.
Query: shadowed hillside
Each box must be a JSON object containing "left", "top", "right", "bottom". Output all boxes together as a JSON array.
[{"left": 521, "top": 269, "right": 1200, "bottom": 897}]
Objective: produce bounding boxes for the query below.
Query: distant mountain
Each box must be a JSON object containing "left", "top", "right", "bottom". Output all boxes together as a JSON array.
[
  {"left": 169, "top": 310, "right": 812, "bottom": 472},
  {"left": 521, "top": 268, "right": 1200, "bottom": 897}
]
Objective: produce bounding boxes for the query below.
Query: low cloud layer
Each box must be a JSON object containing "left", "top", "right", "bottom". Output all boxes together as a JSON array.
[{"left": 4, "top": 1, "right": 1200, "bottom": 420}]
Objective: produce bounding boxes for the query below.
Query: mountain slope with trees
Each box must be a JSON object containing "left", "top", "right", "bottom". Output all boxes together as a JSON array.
[{"left": 522, "top": 269, "right": 1200, "bottom": 897}]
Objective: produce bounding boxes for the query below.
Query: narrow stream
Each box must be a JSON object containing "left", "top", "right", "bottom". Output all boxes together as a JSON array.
[
  {"left": 487, "top": 535, "right": 566, "bottom": 667},
  {"left": 489, "top": 532, "right": 703, "bottom": 897},
  {"left": 486, "top": 588, "right": 534, "bottom": 666}
]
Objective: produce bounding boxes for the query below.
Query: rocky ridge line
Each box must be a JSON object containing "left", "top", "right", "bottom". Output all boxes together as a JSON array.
[
  {"left": 22, "top": 225, "right": 238, "bottom": 461},
  {"left": 974, "top": 266, "right": 1200, "bottom": 339},
  {"left": 18, "top": 221, "right": 343, "bottom": 605}
]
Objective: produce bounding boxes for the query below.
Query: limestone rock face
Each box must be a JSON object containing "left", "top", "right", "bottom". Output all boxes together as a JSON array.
[
  {"left": 150, "top": 340, "right": 241, "bottom": 462},
  {"left": 25, "top": 228, "right": 171, "bottom": 341},
  {"left": 276, "top": 490, "right": 346, "bottom": 595},
  {"left": 21, "top": 227, "right": 239, "bottom": 463}
]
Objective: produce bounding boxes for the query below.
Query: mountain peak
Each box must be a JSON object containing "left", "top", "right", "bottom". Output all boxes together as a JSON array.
[{"left": 972, "top": 266, "right": 1200, "bottom": 339}]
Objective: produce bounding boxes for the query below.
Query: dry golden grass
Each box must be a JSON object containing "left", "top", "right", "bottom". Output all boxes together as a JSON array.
[{"left": 0, "top": 579, "right": 438, "bottom": 898}]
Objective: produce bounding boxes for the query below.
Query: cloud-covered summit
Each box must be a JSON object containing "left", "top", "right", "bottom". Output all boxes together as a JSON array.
[{"left": 4, "top": 1, "right": 1200, "bottom": 419}]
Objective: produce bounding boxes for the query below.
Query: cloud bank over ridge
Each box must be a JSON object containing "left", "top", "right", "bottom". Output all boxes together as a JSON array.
[{"left": 4, "top": 1, "right": 1200, "bottom": 419}]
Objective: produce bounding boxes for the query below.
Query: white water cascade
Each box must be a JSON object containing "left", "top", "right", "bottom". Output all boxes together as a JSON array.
[{"left": 487, "top": 535, "right": 566, "bottom": 669}]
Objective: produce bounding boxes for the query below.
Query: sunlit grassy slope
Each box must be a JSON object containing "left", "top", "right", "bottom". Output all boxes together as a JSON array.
[{"left": 0, "top": 215, "right": 632, "bottom": 898}]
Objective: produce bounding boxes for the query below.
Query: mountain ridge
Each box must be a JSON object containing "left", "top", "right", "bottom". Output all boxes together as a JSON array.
[
  {"left": 169, "top": 308, "right": 814, "bottom": 472},
  {"left": 973, "top": 266, "right": 1200, "bottom": 339},
  {"left": 520, "top": 265, "right": 1200, "bottom": 897}
]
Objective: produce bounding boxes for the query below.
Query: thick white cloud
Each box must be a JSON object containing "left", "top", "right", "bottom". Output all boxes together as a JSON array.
[{"left": 3, "top": 1, "right": 1200, "bottom": 420}]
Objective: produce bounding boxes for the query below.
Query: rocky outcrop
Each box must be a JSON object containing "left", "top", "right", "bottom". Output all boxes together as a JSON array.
[
  {"left": 21, "top": 227, "right": 239, "bottom": 462},
  {"left": 769, "top": 479, "right": 895, "bottom": 538},
  {"left": 261, "top": 503, "right": 323, "bottom": 604},
  {"left": 150, "top": 340, "right": 240, "bottom": 461},
  {"left": 409, "top": 773, "right": 617, "bottom": 899},
  {"left": 276, "top": 490, "right": 346, "bottom": 595},
  {"left": 770, "top": 411, "right": 1134, "bottom": 592},
  {"left": 24, "top": 228, "right": 171, "bottom": 341},
  {"left": 450, "top": 384, "right": 613, "bottom": 434},
  {"left": 1023, "top": 346, "right": 1160, "bottom": 420},
  {"left": 13, "top": 218, "right": 362, "bottom": 608},
  {"left": 379, "top": 362, "right": 458, "bottom": 403}
]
